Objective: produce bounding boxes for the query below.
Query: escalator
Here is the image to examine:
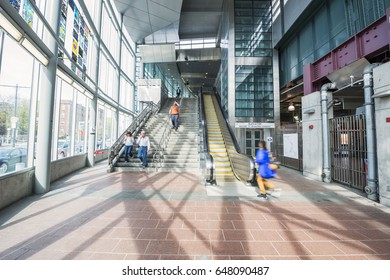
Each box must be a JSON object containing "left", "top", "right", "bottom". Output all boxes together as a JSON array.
[
  {"left": 202, "top": 94, "right": 256, "bottom": 186},
  {"left": 204, "top": 95, "right": 236, "bottom": 182}
]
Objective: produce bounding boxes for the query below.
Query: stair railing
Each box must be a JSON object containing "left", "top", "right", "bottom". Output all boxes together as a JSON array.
[
  {"left": 108, "top": 101, "right": 160, "bottom": 172},
  {"left": 152, "top": 96, "right": 185, "bottom": 172}
]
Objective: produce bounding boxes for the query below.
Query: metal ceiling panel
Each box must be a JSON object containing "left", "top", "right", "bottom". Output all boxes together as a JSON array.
[
  {"left": 114, "top": 0, "right": 182, "bottom": 43},
  {"left": 145, "top": 21, "right": 180, "bottom": 44},
  {"left": 179, "top": 0, "right": 223, "bottom": 39}
]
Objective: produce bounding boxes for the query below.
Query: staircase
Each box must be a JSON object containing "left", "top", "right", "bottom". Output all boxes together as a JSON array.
[
  {"left": 115, "top": 100, "right": 172, "bottom": 171},
  {"left": 203, "top": 95, "right": 236, "bottom": 182},
  {"left": 116, "top": 98, "right": 200, "bottom": 173},
  {"left": 157, "top": 98, "right": 200, "bottom": 173}
]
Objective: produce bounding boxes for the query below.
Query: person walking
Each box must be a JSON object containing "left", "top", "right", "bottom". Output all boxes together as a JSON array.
[
  {"left": 123, "top": 131, "right": 134, "bottom": 162},
  {"left": 137, "top": 130, "right": 151, "bottom": 169},
  {"left": 176, "top": 86, "right": 181, "bottom": 98},
  {"left": 169, "top": 101, "right": 180, "bottom": 131},
  {"left": 255, "top": 140, "right": 279, "bottom": 199}
]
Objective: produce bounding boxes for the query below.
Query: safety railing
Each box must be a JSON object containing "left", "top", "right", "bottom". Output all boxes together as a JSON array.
[
  {"left": 152, "top": 96, "right": 184, "bottom": 171},
  {"left": 211, "top": 94, "right": 256, "bottom": 184},
  {"left": 199, "top": 93, "right": 216, "bottom": 184},
  {"left": 108, "top": 101, "right": 160, "bottom": 172}
]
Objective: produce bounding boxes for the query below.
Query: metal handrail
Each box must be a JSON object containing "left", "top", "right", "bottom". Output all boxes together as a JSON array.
[
  {"left": 108, "top": 101, "right": 159, "bottom": 172},
  {"left": 152, "top": 96, "right": 184, "bottom": 171},
  {"left": 210, "top": 94, "right": 256, "bottom": 183},
  {"left": 199, "top": 92, "right": 215, "bottom": 184}
]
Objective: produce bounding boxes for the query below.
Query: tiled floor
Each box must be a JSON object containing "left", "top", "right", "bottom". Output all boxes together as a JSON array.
[{"left": 0, "top": 162, "right": 389, "bottom": 260}]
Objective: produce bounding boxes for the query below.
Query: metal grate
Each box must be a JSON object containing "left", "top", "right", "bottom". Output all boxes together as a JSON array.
[{"left": 330, "top": 115, "right": 367, "bottom": 191}]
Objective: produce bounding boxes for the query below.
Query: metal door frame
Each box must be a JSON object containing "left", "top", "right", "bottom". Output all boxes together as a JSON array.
[{"left": 330, "top": 115, "right": 367, "bottom": 191}]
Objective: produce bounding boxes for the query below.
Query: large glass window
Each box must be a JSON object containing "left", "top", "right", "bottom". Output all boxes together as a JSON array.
[
  {"left": 104, "top": 108, "right": 115, "bottom": 148},
  {"left": 235, "top": 65, "right": 273, "bottom": 118},
  {"left": 0, "top": 0, "right": 136, "bottom": 173},
  {"left": 99, "top": 52, "right": 118, "bottom": 101},
  {"left": 96, "top": 102, "right": 104, "bottom": 150},
  {"left": 121, "top": 43, "right": 135, "bottom": 79},
  {"left": 0, "top": 35, "right": 35, "bottom": 175},
  {"left": 56, "top": 79, "right": 74, "bottom": 159},
  {"left": 120, "top": 76, "right": 133, "bottom": 111},
  {"left": 101, "top": 5, "right": 119, "bottom": 63},
  {"left": 234, "top": 0, "right": 272, "bottom": 57},
  {"left": 74, "top": 91, "right": 87, "bottom": 155},
  {"left": 58, "top": 0, "right": 93, "bottom": 81}
]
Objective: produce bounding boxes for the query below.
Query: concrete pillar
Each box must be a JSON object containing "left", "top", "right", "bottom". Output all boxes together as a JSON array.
[
  {"left": 373, "top": 62, "right": 390, "bottom": 206},
  {"left": 116, "top": 14, "right": 123, "bottom": 138},
  {"left": 302, "top": 92, "right": 323, "bottom": 181},
  {"left": 34, "top": 1, "right": 61, "bottom": 193},
  {"left": 301, "top": 91, "right": 333, "bottom": 181},
  {"left": 87, "top": 0, "right": 103, "bottom": 167}
]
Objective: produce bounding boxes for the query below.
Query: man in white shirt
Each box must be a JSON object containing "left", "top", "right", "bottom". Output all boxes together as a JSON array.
[{"left": 137, "top": 130, "right": 151, "bottom": 169}]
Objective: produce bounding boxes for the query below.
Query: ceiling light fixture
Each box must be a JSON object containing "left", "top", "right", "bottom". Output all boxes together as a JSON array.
[
  {"left": 0, "top": 12, "right": 22, "bottom": 41},
  {"left": 0, "top": 10, "right": 49, "bottom": 66},
  {"left": 20, "top": 37, "right": 49, "bottom": 66},
  {"left": 288, "top": 103, "right": 295, "bottom": 112}
]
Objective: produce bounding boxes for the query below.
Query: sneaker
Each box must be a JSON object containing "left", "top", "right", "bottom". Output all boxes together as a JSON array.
[
  {"left": 175, "top": 127, "right": 178, "bottom": 131},
  {"left": 257, "top": 193, "right": 269, "bottom": 200},
  {"left": 142, "top": 166, "right": 145, "bottom": 169}
]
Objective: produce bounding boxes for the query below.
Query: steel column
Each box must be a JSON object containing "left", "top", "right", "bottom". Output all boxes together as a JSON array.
[{"left": 34, "top": 0, "right": 61, "bottom": 193}]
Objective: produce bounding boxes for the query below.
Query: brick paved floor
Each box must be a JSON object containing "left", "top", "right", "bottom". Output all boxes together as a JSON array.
[{"left": 0, "top": 163, "right": 389, "bottom": 260}]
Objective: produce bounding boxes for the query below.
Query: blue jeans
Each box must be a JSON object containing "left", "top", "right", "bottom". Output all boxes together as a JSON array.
[
  {"left": 124, "top": 145, "right": 133, "bottom": 161},
  {"left": 138, "top": 146, "right": 148, "bottom": 167},
  {"left": 171, "top": 114, "right": 179, "bottom": 128}
]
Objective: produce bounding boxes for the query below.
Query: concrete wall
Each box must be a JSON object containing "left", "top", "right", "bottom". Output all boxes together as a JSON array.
[
  {"left": 94, "top": 149, "right": 109, "bottom": 163},
  {"left": 373, "top": 63, "right": 390, "bottom": 207},
  {"left": 0, "top": 151, "right": 110, "bottom": 211},
  {"left": 301, "top": 91, "right": 333, "bottom": 181},
  {"left": 50, "top": 154, "right": 88, "bottom": 183},
  {"left": 0, "top": 168, "right": 34, "bottom": 210}
]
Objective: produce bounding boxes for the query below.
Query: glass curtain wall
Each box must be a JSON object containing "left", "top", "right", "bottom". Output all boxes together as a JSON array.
[
  {"left": 143, "top": 63, "right": 190, "bottom": 98},
  {"left": 234, "top": 0, "right": 273, "bottom": 119},
  {"left": 0, "top": 0, "right": 137, "bottom": 176}
]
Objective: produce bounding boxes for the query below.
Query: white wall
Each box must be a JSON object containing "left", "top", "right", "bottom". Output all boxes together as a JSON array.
[
  {"left": 301, "top": 91, "right": 333, "bottom": 181},
  {"left": 373, "top": 62, "right": 390, "bottom": 207},
  {"left": 137, "top": 79, "right": 162, "bottom": 105}
]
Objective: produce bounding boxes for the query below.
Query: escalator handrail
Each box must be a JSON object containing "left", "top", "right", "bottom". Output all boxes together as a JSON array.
[
  {"left": 199, "top": 92, "right": 215, "bottom": 183},
  {"left": 211, "top": 95, "right": 256, "bottom": 183},
  {"left": 108, "top": 101, "right": 159, "bottom": 171}
]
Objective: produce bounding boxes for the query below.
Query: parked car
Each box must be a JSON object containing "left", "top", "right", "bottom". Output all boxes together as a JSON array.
[
  {"left": 0, "top": 147, "right": 27, "bottom": 174},
  {"left": 57, "top": 140, "right": 69, "bottom": 158}
]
